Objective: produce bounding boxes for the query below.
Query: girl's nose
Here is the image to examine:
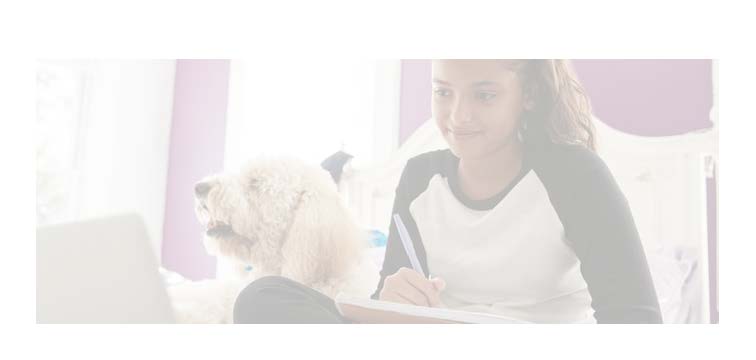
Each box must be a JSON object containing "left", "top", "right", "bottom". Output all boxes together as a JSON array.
[{"left": 450, "top": 96, "right": 473, "bottom": 125}]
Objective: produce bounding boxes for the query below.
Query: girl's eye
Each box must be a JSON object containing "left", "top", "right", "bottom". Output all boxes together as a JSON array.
[
  {"left": 475, "top": 91, "right": 497, "bottom": 102},
  {"left": 433, "top": 88, "right": 452, "bottom": 98}
]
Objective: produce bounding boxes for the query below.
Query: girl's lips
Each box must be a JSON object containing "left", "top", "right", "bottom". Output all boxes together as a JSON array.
[{"left": 448, "top": 129, "right": 483, "bottom": 138}]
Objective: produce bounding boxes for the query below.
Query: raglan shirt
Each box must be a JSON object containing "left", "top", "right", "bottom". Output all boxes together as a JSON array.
[{"left": 370, "top": 144, "right": 663, "bottom": 324}]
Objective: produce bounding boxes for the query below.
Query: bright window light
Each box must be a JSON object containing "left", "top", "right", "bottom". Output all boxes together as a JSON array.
[{"left": 224, "top": 59, "right": 400, "bottom": 170}]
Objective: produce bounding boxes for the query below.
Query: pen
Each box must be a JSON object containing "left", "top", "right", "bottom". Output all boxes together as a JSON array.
[{"left": 393, "top": 214, "right": 431, "bottom": 279}]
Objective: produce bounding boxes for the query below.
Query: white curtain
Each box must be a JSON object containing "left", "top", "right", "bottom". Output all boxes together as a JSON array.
[{"left": 36, "top": 60, "right": 176, "bottom": 257}]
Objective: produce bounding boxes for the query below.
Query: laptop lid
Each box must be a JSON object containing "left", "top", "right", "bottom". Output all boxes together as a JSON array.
[{"left": 37, "top": 213, "right": 175, "bottom": 323}]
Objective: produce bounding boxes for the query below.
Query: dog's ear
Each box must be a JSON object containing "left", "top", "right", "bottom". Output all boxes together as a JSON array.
[{"left": 279, "top": 190, "right": 365, "bottom": 286}]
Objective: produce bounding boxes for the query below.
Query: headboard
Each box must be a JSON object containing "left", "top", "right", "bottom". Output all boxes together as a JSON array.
[
  {"left": 593, "top": 118, "right": 717, "bottom": 323},
  {"left": 339, "top": 118, "right": 717, "bottom": 323}
]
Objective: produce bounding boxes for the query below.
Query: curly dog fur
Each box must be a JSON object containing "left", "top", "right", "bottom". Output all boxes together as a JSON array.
[{"left": 194, "top": 157, "right": 378, "bottom": 299}]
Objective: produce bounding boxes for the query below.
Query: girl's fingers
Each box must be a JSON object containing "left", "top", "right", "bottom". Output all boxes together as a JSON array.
[
  {"left": 382, "top": 287, "right": 429, "bottom": 307},
  {"left": 430, "top": 277, "right": 446, "bottom": 291},
  {"left": 398, "top": 268, "right": 442, "bottom": 307}
]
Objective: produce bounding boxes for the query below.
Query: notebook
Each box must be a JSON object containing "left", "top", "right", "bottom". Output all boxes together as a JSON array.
[{"left": 335, "top": 294, "right": 529, "bottom": 324}]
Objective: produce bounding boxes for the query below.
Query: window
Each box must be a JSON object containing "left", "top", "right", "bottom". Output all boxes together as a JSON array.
[
  {"left": 224, "top": 59, "right": 401, "bottom": 169},
  {"left": 36, "top": 60, "right": 90, "bottom": 225},
  {"left": 35, "top": 60, "right": 176, "bottom": 257}
]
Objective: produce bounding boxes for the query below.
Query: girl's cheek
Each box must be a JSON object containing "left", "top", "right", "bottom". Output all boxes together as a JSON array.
[
  {"left": 434, "top": 117, "right": 448, "bottom": 132},
  {"left": 432, "top": 114, "right": 446, "bottom": 127},
  {"left": 432, "top": 104, "right": 451, "bottom": 119}
]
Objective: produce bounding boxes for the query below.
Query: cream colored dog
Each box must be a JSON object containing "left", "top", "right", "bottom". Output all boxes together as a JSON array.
[{"left": 193, "top": 157, "right": 378, "bottom": 301}]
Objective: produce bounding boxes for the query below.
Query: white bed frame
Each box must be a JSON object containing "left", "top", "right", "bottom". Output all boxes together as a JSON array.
[{"left": 339, "top": 117, "right": 717, "bottom": 323}]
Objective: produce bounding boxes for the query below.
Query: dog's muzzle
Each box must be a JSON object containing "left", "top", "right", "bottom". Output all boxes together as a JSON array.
[
  {"left": 206, "top": 222, "right": 235, "bottom": 238},
  {"left": 204, "top": 219, "right": 256, "bottom": 246}
]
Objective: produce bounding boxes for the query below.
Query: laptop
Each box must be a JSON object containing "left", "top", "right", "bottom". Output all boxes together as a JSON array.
[{"left": 37, "top": 213, "right": 176, "bottom": 323}]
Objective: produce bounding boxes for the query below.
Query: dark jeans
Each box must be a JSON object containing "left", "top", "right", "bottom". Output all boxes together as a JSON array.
[{"left": 233, "top": 276, "right": 351, "bottom": 324}]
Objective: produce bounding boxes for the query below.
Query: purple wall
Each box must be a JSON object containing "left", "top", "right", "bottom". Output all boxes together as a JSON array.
[
  {"left": 161, "top": 60, "right": 230, "bottom": 280},
  {"left": 707, "top": 171, "right": 718, "bottom": 324},
  {"left": 399, "top": 60, "right": 434, "bottom": 143},
  {"left": 572, "top": 60, "right": 713, "bottom": 136}
]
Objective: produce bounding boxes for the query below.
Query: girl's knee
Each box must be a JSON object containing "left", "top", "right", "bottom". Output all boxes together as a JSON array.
[{"left": 233, "top": 276, "right": 301, "bottom": 323}]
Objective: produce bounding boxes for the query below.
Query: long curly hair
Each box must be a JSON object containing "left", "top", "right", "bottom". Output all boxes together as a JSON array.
[{"left": 507, "top": 59, "right": 596, "bottom": 151}]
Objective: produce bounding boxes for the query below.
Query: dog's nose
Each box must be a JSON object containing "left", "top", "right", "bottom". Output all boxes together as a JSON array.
[{"left": 194, "top": 181, "right": 212, "bottom": 197}]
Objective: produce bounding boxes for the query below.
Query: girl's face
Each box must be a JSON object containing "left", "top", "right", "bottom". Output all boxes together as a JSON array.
[{"left": 431, "top": 60, "right": 528, "bottom": 161}]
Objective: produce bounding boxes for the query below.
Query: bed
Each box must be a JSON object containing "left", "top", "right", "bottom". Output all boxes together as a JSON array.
[{"left": 337, "top": 117, "right": 718, "bottom": 323}]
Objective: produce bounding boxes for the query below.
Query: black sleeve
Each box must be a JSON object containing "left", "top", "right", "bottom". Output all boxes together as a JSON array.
[
  {"left": 535, "top": 146, "right": 663, "bottom": 323},
  {"left": 370, "top": 166, "right": 411, "bottom": 300},
  {"left": 370, "top": 156, "right": 435, "bottom": 300}
]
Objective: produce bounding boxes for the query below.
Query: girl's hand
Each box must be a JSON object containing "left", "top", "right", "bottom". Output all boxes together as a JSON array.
[{"left": 379, "top": 267, "right": 446, "bottom": 307}]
